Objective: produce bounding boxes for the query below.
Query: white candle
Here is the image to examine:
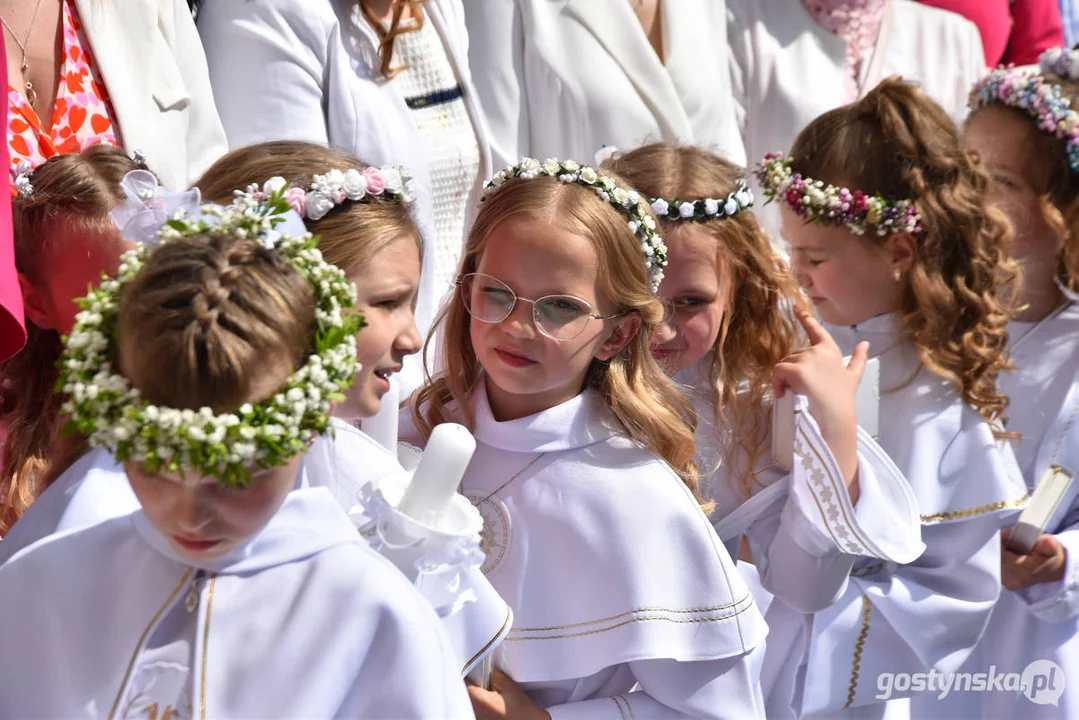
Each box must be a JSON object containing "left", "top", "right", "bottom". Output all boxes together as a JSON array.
[
  {"left": 397, "top": 423, "right": 477, "bottom": 522},
  {"left": 361, "top": 378, "right": 399, "bottom": 452}
]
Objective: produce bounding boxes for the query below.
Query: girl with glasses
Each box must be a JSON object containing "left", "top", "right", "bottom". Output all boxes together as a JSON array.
[{"left": 404, "top": 159, "right": 768, "bottom": 719}]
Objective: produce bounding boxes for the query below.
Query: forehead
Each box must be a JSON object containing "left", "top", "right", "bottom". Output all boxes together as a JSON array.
[
  {"left": 477, "top": 214, "right": 600, "bottom": 293},
  {"left": 964, "top": 107, "right": 1034, "bottom": 168},
  {"left": 660, "top": 225, "right": 722, "bottom": 284},
  {"left": 779, "top": 206, "right": 848, "bottom": 249}
]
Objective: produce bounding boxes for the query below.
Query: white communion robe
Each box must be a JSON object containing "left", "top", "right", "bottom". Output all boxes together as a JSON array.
[
  {"left": 401, "top": 381, "right": 770, "bottom": 719},
  {"left": 0, "top": 419, "right": 508, "bottom": 679},
  {"left": 759, "top": 313, "right": 1028, "bottom": 719},
  {"left": 925, "top": 301, "right": 1079, "bottom": 718},
  {"left": 0, "top": 484, "right": 473, "bottom": 718},
  {"left": 674, "top": 355, "right": 923, "bottom": 618},
  {"left": 726, "top": 0, "right": 985, "bottom": 244}
]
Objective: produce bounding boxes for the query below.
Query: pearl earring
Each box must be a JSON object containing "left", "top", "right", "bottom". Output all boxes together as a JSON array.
[{"left": 893, "top": 268, "right": 902, "bottom": 282}]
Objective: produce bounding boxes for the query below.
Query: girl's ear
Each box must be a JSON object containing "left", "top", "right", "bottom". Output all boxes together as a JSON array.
[
  {"left": 890, "top": 232, "right": 916, "bottom": 273},
  {"left": 595, "top": 313, "right": 641, "bottom": 361},
  {"left": 18, "top": 273, "right": 50, "bottom": 329}
]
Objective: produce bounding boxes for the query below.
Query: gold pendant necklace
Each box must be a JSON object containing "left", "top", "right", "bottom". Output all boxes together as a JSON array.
[{"left": 1, "top": 0, "right": 46, "bottom": 108}]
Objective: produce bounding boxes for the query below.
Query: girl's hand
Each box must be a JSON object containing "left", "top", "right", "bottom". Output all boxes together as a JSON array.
[
  {"left": 468, "top": 670, "right": 551, "bottom": 720},
  {"left": 1000, "top": 529, "right": 1068, "bottom": 590},
  {"left": 773, "top": 306, "right": 868, "bottom": 499}
]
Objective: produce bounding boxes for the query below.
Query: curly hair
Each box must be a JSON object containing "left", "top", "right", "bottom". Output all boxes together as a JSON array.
[
  {"left": 603, "top": 143, "right": 804, "bottom": 500},
  {"left": 968, "top": 73, "right": 1079, "bottom": 294},
  {"left": 411, "top": 175, "right": 705, "bottom": 507},
  {"left": 791, "top": 76, "right": 1016, "bottom": 434}
]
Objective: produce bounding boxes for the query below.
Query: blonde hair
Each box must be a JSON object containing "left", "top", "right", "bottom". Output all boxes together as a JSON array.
[
  {"left": 411, "top": 175, "right": 704, "bottom": 504},
  {"left": 0, "top": 145, "right": 145, "bottom": 534},
  {"left": 791, "top": 77, "right": 1016, "bottom": 432},
  {"left": 968, "top": 74, "right": 1079, "bottom": 292},
  {"left": 604, "top": 144, "right": 804, "bottom": 499},
  {"left": 194, "top": 141, "right": 421, "bottom": 279},
  {"left": 117, "top": 234, "right": 315, "bottom": 412}
]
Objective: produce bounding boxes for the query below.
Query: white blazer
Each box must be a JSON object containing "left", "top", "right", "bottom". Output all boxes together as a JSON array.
[
  {"left": 76, "top": 0, "right": 227, "bottom": 190},
  {"left": 464, "top": 0, "right": 746, "bottom": 170},
  {"left": 198, "top": 0, "right": 493, "bottom": 388},
  {"left": 728, "top": 0, "right": 985, "bottom": 243}
]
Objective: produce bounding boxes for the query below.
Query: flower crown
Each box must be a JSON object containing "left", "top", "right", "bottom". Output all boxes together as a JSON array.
[
  {"left": 969, "top": 48, "right": 1079, "bottom": 173},
  {"left": 649, "top": 181, "right": 754, "bottom": 222},
  {"left": 755, "top": 153, "right": 922, "bottom": 236},
  {"left": 58, "top": 183, "right": 363, "bottom": 487},
  {"left": 484, "top": 158, "right": 668, "bottom": 291},
  {"left": 260, "top": 166, "right": 413, "bottom": 222}
]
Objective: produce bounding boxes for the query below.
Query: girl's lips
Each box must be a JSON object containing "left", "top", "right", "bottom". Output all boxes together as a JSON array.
[
  {"left": 172, "top": 535, "right": 222, "bottom": 553},
  {"left": 494, "top": 347, "right": 537, "bottom": 368}
]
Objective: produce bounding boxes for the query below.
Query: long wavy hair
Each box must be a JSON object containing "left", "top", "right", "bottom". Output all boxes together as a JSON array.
[
  {"left": 411, "top": 174, "right": 704, "bottom": 505},
  {"left": 791, "top": 76, "right": 1016, "bottom": 433},
  {"left": 604, "top": 143, "right": 803, "bottom": 500},
  {"left": 0, "top": 146, "right": 144, "bottom": 534},
  {"left": 968, "top": 73, "right": 1079, "bottom": 293}
]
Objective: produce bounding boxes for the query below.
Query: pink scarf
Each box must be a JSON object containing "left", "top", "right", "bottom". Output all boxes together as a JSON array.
[{"left": 800, "top": 0, "right": 887, "bottom": 101}]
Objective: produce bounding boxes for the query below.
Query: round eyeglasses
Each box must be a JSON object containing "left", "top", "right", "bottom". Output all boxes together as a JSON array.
[{"left": 457, "top": 273, "right": 623, "bottom": 341}]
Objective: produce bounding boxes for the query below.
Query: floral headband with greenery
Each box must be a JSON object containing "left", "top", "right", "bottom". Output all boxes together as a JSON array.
[
  {"left": 755, "top": 153, "right": 922, "bottom": 236},
  {"left": 969, "top": 47, "right": 1079, "bottom": 174},
  {"left": 484, "top": 158, "right": 668, "bottom": 291},
  {"left": 649, "top": 181, "right": 755, "bottom": 222},
  {"left": 58, "top": 180, "right": 363, "bottom": 487}
]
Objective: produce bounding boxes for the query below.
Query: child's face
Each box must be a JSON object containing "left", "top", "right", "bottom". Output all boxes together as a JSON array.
[
  {"left": 782, "top": 206, "right": 902, "bottom": 326},
  {"left": 342, "top": 235, "right": 423, "bottom": 417},
  {"left": 651, "top": 224, "right": 728, "bottom": 374},
  {"left": 125, "top": 454, "right": 303, "bottom": 562},
  {"left": 23, "top": 230, "right": 134, "bottom": 335},
  {"left": 469, "top": 215, "right": 638, "bottom": 420},
  {"left": 964, "top": 107, "right": 1059, "bottom": 278}
]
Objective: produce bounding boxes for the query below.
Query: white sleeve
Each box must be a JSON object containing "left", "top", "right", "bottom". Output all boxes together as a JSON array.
[
  {"left": 197, "top": 0, "right": 331, "bottom": 148},
  {"left": 166, "top": 0, "right": 228, "bottom": 184},
  {"left": 1018, "top": 516, "right": 1079, "bottom": 623},
  {"left": 547, "top": 654, "right": 765, "bottom": 720},
  {"left": 725, "top": 0, "right": 752, "bottom": 147},
  {"left": 461, "top": 0, "right": 528, "bottom": 169},
  {"left": 797, "top": 515, "right": 1003, "bottom": 714}
]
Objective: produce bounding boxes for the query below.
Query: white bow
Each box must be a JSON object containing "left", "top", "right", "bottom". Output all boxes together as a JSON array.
[{"left": 110, "top": 170, "right": 202, "bottom": 245}]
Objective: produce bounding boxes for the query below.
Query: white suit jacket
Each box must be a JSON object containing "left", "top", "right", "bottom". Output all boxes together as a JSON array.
[
  {"left": 464, "top": 0, "right": 746, "bottom": 169},
  {"left": 76, "top": 0, "right": 227, "bottom": 189}
]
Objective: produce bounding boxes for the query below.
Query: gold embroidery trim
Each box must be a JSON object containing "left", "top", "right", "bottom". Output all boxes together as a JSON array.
[
  {"left": 108, "top": 568, "right": 193, "bottom": 720},
  {"left": 611, "top": 696, "right": 629, "bottom": 720},
  {"left": 509, "top": 594, "right": 753, "bottom": 633},
  {"left": 798, "top": 425, "right": 875, "bottom": 553},
  {"left": 506, "top": 596, "right": 756, "bottom": 641},
  {"left": 199, "top": 574, "right": 217, "bottom": 720},
  {"left": 844, "top": 595, "right": 873, "bottom": 709},
  {"left": 918, "top": 492, "right": 1030, "bottom": 523},
  {"left": 462, "top": 605, "right": 513, "bottom": 676}
]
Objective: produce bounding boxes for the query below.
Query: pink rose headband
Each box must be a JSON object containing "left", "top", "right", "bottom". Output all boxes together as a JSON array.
[{"left": 247, "top": 166, "right": 414, "bottom": 222}]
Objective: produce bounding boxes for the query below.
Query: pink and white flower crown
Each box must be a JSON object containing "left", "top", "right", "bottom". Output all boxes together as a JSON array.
[
  {"left": 969, "top": 47, "right": 1079, "bottom": 174},
  {"left": 755, "top": 153, "right": 922, "bottom": 236},
  {"left": 246, "top": 166, "right": 413, "bottom": 222}
]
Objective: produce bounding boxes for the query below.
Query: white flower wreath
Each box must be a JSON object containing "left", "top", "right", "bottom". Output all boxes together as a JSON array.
[
  {"left": 57, "top": 184, "right": 363, "bottom": 487},
  {"left": 484, "top": 157, "right": 668, "bottom": 291},
  {"left": 649, "top": 180, "right": 754, "bottom": 222}
]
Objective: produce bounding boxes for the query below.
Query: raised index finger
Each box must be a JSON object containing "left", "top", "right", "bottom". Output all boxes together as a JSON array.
[{"left": 794, "top": 305, "right": 834, "bottom": 347}]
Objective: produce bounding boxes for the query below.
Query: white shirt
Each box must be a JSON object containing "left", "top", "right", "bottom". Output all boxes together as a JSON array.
[
  {"left": 464, "top": 0, "right": 746, "bottom": 170},
  {"left": 0, "top": 486, "right": 473, "bottom": 718},
  {"left": 403, "top": 382, "right": 769, "bottom": 719}
]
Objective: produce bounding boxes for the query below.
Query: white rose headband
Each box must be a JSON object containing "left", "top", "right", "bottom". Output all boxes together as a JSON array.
[
  {"left": 484, "top": 158, "right": 668, "bottom": 291},
  {"left": 969, "top": 47, "right": 1079, "bottom": 174},
  {"left": 649, "top": 180, "right": 755, "bottom": 222},
  {"left": 258, "top": 166, "right": 413, "bottom": 222}
]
